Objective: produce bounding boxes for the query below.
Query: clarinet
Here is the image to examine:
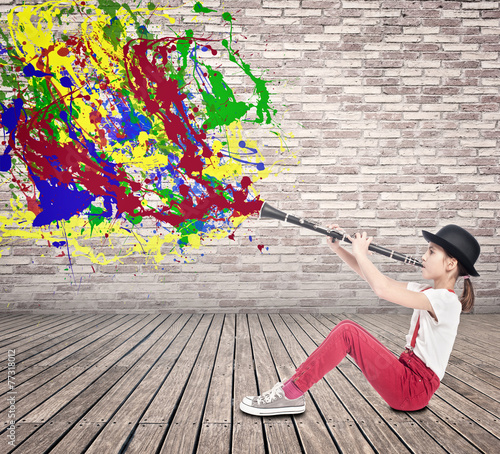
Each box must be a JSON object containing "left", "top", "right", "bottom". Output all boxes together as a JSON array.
[{"left": 259, "top": 202, "right": 423, "bottom": 267}]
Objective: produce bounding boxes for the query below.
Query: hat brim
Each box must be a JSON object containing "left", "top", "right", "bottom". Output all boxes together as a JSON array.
[{"left": 422, "top": 230, "right": 479, "bottom": 276}]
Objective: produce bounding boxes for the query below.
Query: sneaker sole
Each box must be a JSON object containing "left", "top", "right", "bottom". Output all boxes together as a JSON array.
[{"left": 239, "top": 401, "right": 305, "bottom": 416}]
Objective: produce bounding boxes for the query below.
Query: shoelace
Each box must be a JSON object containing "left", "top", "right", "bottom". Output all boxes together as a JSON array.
[{"left": 257, "top": 382, "right": 284, "bottom": 404}]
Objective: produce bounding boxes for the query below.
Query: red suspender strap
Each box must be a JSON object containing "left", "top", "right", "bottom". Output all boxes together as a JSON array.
[
  {"left": 411, "top": 287, "right": 433, "bottom": 349},
  {"left": 410, "top": 316, "right": 420, "bottom": 349}
]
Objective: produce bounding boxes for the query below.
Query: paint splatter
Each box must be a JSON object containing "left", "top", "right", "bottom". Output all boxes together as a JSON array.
[{"left": 0, "top": 1, "right": 289, "bottom": 264}]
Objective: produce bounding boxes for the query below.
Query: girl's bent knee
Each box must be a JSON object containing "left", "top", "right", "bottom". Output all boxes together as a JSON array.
[{"left": 336, "top": 319, "right": 360, "bottom": 329}]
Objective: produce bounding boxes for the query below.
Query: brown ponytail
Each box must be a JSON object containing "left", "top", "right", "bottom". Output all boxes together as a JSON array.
[
  {"left": 444, "top": 251, "right": 475, "bottom": 313},
  {"left": 457, "top": 262, "right": 475, "bottom": 313}
]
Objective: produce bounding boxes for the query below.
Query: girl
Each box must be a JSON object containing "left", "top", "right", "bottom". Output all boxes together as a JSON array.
[{"left": 240, "top": 224, "right": 480, "bottom": 416}]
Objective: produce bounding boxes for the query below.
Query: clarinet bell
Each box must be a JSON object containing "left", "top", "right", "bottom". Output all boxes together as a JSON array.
[{"left": 259, "top": 202, "right": 287, "bottom": 222}]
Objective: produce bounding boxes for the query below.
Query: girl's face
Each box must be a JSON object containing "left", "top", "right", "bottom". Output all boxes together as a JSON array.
[{"left": 421, "top": 242, "right": 452, "bottom": 280}]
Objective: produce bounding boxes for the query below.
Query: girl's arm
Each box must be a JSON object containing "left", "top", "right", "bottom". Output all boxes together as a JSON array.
[
  {"left": 328, "top": 237, "right": 366, "bottom": 279},
  {"left": 328, "top": 226, "right": 407, "bottom": 289},
  {"left": 349, "top": 232, "right": 435, "bottom": 316}
]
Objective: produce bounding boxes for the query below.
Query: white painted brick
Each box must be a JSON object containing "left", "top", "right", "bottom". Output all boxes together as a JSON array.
[
  {"left": 420, "top": 157, "right": 457, "bottom": 165},
  {"left": 365, "top": 95, "right": 403, "bottom": 103},
  {"left": 338, "top": 175, "right": 377, "bottom": 183},
  {"left": 341, "top": 121, "right": 378, "bottom": 130},
  {"left": 442, "top": 44, "right": 480, "bottom": 52},
  {"left": 406, "top": 60, "right": 441, "bottom": 68},
  {"left": 460, "top": 140, "right": 497, "bottom": 148},
  {"left": 462, "top": 52, "right": 499, "bottom": 61},
  {"left": 483, "top": 28, "right": 500, "bottom": 36},
  {"left": 481, "top": 60, "right": 500, "bottom": 69},
  {"left": 319, "top": 201, "right": 358, "bottom": 209},
  {"left": 303, "top": 185, "right": 358, "bottom": 194},
  {"left": 482, "top": 78, "right": 500, "bottom": 86},
  {"left": 404, "top": 27, "right": 440, "bottom": 35},
  {"left": 284, "top": 43, "right": 321, "bottom": 51},
  {"left": 424, "top": 69, "right": 462, "bottom": 78},
  {"left": 302, "top": 103, "right": 342, "bottom": 111},
  {"left": 443, "top": 130, "right": 479, "bottom": 139},
  {"left": 263, "top": 17, "right": 302, "bottom": 25},
  {"left": 380, "top": 193, "right": 418, "bottom": 200},
  {"left": 360, "top": 166, "right": 398, "bottom": 174},
  {"left": 326, "top": 60, "right": 363, "bottom": 68},
  {"left": 263, "top": 50, "right": 302, "bottom": 59},
  {"left": 325, "top": 112, "right": 363, "bottom": 121},
  {"left": 460, "top": 175, "right": 495, "bottom": 184},
  {"left": 421, "top": 193, "right": 457, "bottom": 201},
  {"left": 479, "top": 202, "right": 500, "bottom": 210},
  {"left": 422, "top": 104, "right": 458, "bottom": 112},
  {"left": 344, "top": 18, "right": 380, "bottom": 26},
  {"left": 344, "top": 86, "right": 381, "bottom": 94},
  {"left": 347, "top": 52, "right": 381, "bottom": 60},
  {"left": 403, "top": 112, "right": 441, "bottom": 120},
  {"left": 364, "top": 130, "right": 401, "bottom": 138},
  {"left": 285, "top": 9, "right": 322, "bottom": 17},
  {"left": 385, "top": 36, "right": 422, "bottom": 43},
  {"left": 342, "top": 1, "right": 380, "bottom": 9},
  {"left": 337, "top": 210, "right": 377, "bottom": 219},
  {"left": 400, "top": 201, "right": 438, "bottom": 210},
  {"left": 385, "top": 104, "right": 420, "bottom": 112},
  {"left": 402, "top": 77, "right": 440, "bottom": 86},
  {"left": 303, "top": 34, "right": 342, "bottom": 42},
  {"left": 463, "top": 20, "right": 500, "bottom": 27},
  {"left": 461, "top": 122, "right": 496, "bottom": 129},
  {"left": 423, "top": 35, "right": 460, "bottom": 43},
  {"left": 380, "top": 157, "right": 418, "bottom": 166},
  {"left": 379, "top": 228, "right": 417, "bottom": 236},
  {"left": 365, "top": 10, "right": 400, "bottom": 18},
  {"left": 338, "top": 138, "right": 379, "bottom": 147},
  {"left": 324, "top": 77, "right": 363, "bottom": 86},
  {"left": 386, "top": 69, "right": 422, "bottom": 77},
  {"left": 324, "top": 26, "right": 362, "bottom": 34},
  {"left": 440, "top": 166, "right": 479, "bottom": 174},
  {"left": 457, "top": 210, "right": 495, "bottom": 218},
  {"left": 246, "top": 8, "right": 282, "bottom": 17},
  {"left": 463, "top": 87, "right": 498, "bottom": 95},
  {"left": 462, "top": 2, "right": 499, "bottom": 9},
  {"left": 442, "top": 95, "right": 480, "bottom": 103},
  {"left": 263, "top": 1, "right": 301, "bottom": 8},
  {"left": 303, "top": 68, "right": 343, "bottom": 76}
]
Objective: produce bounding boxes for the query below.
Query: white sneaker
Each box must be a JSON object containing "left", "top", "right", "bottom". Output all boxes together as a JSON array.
[{"left": 240, "top": 382, "right": 306, "bottom": 416}]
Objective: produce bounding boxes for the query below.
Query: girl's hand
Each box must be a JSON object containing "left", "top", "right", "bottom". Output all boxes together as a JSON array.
[
  {"left": 326, "top": 224, "right": 343, "bottom": 253},
  {"left": 347, "top": 231, "right": 373, "bottom": 258}
]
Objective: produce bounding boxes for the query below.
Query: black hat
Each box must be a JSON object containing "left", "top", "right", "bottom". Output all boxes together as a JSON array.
[{"left": 422, "top": 225, "right": 480, "bottom": 277}]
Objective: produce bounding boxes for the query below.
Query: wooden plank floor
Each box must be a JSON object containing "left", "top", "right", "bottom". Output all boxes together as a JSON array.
[{"left": 1, "top": 312, "right": 499, "bottom": 453}]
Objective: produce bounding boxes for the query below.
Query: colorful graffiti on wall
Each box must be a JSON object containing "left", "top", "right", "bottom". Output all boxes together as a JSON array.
[{"left": 0, "top": 1, "right": 289, "bottom": 265}]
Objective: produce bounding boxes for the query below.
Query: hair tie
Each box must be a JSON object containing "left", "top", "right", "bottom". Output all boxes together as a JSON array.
[{"left": 463, "top": 275, "right": 470, "bottom": 280}]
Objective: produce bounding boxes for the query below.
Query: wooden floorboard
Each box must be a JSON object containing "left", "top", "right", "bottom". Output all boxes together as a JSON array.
[{"left": 0, "top": 312, "right": 499, "bottom": 454}]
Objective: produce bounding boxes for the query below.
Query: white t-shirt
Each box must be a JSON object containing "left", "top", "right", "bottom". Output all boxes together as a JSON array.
[{"left": 405, "top": 282, "right": 462, "bottom": 380}]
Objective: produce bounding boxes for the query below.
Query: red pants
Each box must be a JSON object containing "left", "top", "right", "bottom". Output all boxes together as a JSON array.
[{"left": 291, "top": 320, "right": 440, "bottom": 411}]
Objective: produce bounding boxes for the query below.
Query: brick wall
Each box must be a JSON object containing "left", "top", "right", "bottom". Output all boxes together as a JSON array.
[{"left": 1, "top": 0, "right": 499, "bottom": 313}]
